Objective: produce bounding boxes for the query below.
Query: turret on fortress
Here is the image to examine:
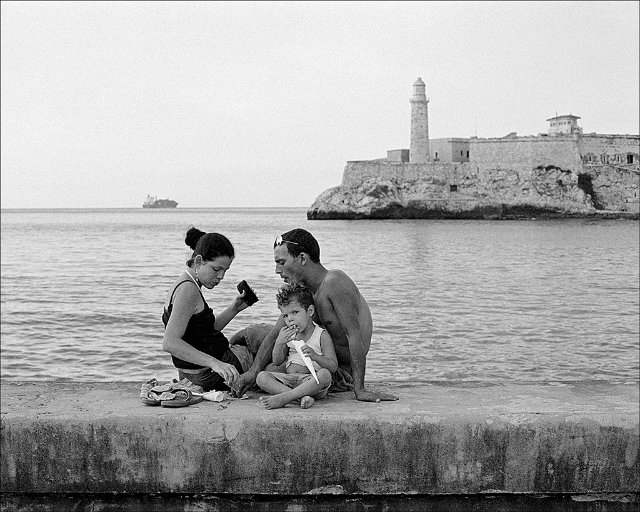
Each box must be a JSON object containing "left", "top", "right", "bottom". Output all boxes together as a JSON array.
[{"left": 308, "top": 78, "right": 639, "bottom": 220}]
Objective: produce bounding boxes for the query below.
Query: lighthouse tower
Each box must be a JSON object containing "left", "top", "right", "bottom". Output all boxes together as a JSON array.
[{"left": 410, "top": 77, "right": 429, "bottom": 163}]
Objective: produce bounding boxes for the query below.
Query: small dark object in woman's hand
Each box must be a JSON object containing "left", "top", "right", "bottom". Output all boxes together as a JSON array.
[{"left": 237, "top": 280, "right": 259, "bottom": 306}]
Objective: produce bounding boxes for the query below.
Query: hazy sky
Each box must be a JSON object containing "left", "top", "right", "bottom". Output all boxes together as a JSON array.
[{"left": 1, "top": 1, "right": 638, "bottom": 208}]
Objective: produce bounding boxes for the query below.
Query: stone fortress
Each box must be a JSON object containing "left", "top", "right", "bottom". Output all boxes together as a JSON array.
[{"left": 308, "top": 78, "right": 639, "bottom": 219}]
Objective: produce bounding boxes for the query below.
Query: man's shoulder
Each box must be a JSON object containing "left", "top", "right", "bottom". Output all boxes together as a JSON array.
[
  {"left": 324, "top": 268, "right": 351, "bottom": 284},
  {"left": 319, "top": 269, "right": 358, "bottom": 296}
]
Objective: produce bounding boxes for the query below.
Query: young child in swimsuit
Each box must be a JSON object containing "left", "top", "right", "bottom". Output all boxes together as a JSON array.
[{"left": 256, "top": 283, "right": 338, "bottom": 409}]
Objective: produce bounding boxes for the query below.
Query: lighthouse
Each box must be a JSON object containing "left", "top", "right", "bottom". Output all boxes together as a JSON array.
[{"left": 410, "top": 77, "right": 429, "bottom": 163}]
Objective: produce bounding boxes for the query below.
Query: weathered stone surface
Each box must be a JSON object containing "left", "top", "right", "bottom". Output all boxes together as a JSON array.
[
  {"left": 307, "top": 169, "right": 609, "bottom": 220},
  {"left": 1, "top": 381, "right": 637, "bottom": 495}
]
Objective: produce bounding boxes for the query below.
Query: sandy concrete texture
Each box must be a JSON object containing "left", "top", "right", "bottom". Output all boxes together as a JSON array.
[{"left": 1, "top": 381, "right": 637, "bottom": 495}]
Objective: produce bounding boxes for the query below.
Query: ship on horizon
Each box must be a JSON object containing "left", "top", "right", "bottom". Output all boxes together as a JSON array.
[{"left": 143, "top": 195, "right": 178, "bottom": 208}]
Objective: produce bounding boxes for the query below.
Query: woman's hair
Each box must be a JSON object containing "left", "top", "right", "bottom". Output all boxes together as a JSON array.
[
  {"left": 276, "top": 283, "right": 314, "bottom": 310},
  {"left": 185, "top": 227, "right": 235, "bottom": 266}
]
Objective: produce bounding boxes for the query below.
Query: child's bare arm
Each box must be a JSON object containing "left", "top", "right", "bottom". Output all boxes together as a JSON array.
[
  {"left": 272, "top": 326, "right": 295, "bottom": 366},
  {"left": 302, "top": 331, "right": 338, "bottom": 373}
]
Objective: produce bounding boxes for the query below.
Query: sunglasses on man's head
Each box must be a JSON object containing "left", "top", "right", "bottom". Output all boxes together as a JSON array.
[{"left": 275, "top": 235, "right": 300, "bottom": 247}]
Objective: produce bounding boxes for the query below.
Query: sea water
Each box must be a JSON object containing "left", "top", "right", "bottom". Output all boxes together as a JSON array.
[{"left": 1, "top": 208, "right": 638, "bottom": 384}]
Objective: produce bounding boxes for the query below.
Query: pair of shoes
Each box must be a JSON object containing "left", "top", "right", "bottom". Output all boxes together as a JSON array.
[
  {"left": 146, "top": 378, "right": 202, "bottom": 395},
  {"left": 159, "top": 389, "right": 203, "bottom": 408},
  {"left": 140, "top": 378, "right": 203, "bottom": 406},
  {"left": 141, "top": 387, "right": 203, "bottom": 407}
]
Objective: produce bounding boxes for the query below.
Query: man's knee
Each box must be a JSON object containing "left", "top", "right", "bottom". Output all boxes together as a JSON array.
[{"left": 229, "top": 323, "right": 274, "bottom": 353}]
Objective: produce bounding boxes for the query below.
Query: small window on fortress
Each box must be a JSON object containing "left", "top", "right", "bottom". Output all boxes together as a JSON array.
[
  {"left": 466, "top": 151, "right": 469, "bottom": 158},
  {"left": 450, "top": 184, "right": 458, "bottom": 192},
  {"left": 628, "top": 154, "right": 634, "bottom": 164}
]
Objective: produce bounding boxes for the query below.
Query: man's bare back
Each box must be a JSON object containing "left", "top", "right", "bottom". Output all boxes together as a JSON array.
[{"left": 312, "top": 269, "right": 373, "bottom": 369}]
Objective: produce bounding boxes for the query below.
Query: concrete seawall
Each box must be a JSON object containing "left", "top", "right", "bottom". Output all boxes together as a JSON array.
[{"left": 1, "top": 381, "right": 638, "bottom": 508}]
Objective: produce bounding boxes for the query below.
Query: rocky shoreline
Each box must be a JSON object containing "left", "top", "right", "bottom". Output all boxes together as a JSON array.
[
  {"left": 307, "top": 203, "right": 640, "bottom": 220},
  {"left": 306, "top": 164, "right": 639, "bottom": 221}
]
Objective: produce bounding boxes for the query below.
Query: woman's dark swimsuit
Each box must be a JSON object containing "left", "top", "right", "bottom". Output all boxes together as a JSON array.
[{"left": 162, "top": 280, "right": 242, "bottom": 384}]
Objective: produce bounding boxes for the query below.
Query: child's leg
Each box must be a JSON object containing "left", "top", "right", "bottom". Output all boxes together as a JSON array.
[
  {"left": 303, "top": 369, "right": 333, "bottom": 409},
  {"left": 256, "top": 371, "right": 292, "bottom": 395},
  {"left": 260, "top": 375, "right": 325, "bottom": 410}
]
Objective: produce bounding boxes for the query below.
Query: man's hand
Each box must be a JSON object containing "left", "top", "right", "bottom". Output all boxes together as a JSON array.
[
  {"left": 354, "top": 388, "right": 399, "bottom": 402},
  {"left": 231, "top": 372, "right": 256, "bottom": 398}
]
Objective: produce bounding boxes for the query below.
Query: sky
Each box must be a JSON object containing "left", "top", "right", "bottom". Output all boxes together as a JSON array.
[{"left": 1, "top": 1, "right": 638, "bottom": 209}]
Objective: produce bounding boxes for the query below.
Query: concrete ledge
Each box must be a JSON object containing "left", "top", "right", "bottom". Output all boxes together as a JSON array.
[{"left": 1, "top": 381, "right": 638, "bottom": 495}]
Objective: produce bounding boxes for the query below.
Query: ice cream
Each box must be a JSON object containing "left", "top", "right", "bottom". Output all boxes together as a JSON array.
[{"left": 287, "top": 339, "right": 320, "bottom": 384}]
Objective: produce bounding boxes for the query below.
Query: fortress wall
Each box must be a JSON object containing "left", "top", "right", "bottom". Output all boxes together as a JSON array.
[
  {"left": 342, "top": 161, "right": 473, "bottom": 188},
  {"left": 342, "top": 136, "right": 639, "bottom": 191},
  {"left": 579, "top": 136, "right": 639, "bottom": 210},
  {"left": 580, "top": 135, "right": 640, "bottom": 165},
  {"left": 330, "top": 136, "right": 638, "bottom": 216},
  {"left": 342, "top": 162, "right": 421, "bottom": 187},
  {"left": 429, "top": 138, "right": 455, "bottom": 162},
  {"left": 451, "top": 139, "right": 470, "bottom": 162},
  {"left": 469, "top": 137, "right": 583, "bottom": 175},
  {"left": 589, "top": 166, "right": 640, "bottom": 210}
]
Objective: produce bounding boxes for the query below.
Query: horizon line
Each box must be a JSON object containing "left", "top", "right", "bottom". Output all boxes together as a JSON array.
[{"left": 1, "top": 205, "right": 310, "bottom": 211}]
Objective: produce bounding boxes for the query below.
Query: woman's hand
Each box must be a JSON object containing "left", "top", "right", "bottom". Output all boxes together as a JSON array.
[
  {"left": 210, "top": 360, "right": 239, "bottom": 386},
  {"left": 231, "top": 291, "right": 250, "bottom": 313},
  {"left": 275, "top": 326, "right": 297, "bottom": 346}
]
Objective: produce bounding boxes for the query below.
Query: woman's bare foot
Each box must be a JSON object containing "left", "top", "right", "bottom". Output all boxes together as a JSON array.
[
  {"left": 259, "top": 394, "right": 290, "bottom": 409},
  {"left": 300, "top": 396, "right": 315, "bottom": 409}
]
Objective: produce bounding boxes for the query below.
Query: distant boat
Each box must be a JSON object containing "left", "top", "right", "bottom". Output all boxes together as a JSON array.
[{"left": 143, "top": 195, "right": 178, "bottom": 208}]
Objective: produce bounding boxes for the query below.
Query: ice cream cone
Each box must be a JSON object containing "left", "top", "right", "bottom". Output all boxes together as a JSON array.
[{"left": 287, "top": 339, "right": 320, "bottom": 384}]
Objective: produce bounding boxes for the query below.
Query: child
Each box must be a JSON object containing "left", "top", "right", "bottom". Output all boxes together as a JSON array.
[{"left": 256, "top": 283, "right": 337, "bottom": 409}]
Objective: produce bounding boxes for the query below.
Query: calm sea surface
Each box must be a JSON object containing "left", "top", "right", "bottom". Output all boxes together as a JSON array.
[{"left": 1, "top": 208, "right": 638, "bottom": 385}]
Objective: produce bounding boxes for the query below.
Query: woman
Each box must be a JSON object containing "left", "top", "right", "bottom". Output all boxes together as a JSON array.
[{"left": 162, "top": 227, "right": 252, "bottom": 391}]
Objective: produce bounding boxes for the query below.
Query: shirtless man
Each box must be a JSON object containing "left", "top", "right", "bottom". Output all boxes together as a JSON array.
[{"left": 233, "top": 228, "right": 398, "bottom": 402}]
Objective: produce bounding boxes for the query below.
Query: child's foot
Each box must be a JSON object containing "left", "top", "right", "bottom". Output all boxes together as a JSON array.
[
  {"left": 259, "top": 394, "right": 290, "bottom": 409},
  {"left": 300, "top": 396, "right": 315, "bottom": 409}
]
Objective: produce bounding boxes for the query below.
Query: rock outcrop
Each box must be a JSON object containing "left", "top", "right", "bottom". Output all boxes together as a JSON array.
[{"left": 307, "top": 164, "right": 639, "bottom": 220}]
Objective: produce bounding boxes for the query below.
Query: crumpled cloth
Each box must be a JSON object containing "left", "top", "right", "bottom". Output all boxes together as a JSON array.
[{"left": 330, "top": 366, "right": 354, "bottom": 392}]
